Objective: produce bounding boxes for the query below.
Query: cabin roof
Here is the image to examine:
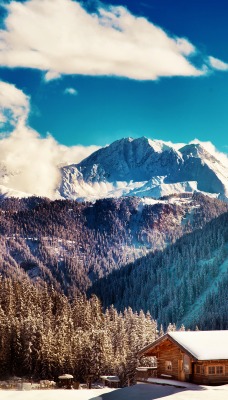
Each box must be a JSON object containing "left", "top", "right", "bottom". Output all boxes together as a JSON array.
[{"left": 139, "top": 330, "right": 228, "bottom": 361}]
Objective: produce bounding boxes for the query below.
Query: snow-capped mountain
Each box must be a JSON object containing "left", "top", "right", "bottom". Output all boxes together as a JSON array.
[
  {"left": 59, "top": 137, "right": 228, "bottom": 201},
  {"left": 0, "top": 136, "right": 228, "bottom": 201}
]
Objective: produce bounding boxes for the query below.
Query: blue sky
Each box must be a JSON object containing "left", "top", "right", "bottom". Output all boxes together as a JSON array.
[{"left": 0, "top": 0, "right": 228, "bottom": 152}]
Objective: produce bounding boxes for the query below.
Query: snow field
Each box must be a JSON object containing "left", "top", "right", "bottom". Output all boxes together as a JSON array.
[
  {"left": 0, "top": 387, "right": 115, "bottom": 400},
  {"left": 0, "top": 383, "right": 228, "bottom": 400}
]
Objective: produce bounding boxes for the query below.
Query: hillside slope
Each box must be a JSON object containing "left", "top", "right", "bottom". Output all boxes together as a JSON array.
[
  {"left": 90, "top": 212, "right": 228, "bottom": 330},
  {"left": 1, "top": 193, "right": 227, "bottom": 294}
]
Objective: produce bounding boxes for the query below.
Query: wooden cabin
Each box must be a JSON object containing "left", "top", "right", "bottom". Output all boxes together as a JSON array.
[{"left": 138, "top": 330, "right": 228, "bottom": 385}]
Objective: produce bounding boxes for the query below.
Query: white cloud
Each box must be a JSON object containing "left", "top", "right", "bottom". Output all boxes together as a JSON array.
[
  {"left": 44, "top": 70, "right": 62, "bottom": 82},
  {"left": 0, "top": 0, "right": 208, "bottom": 80},
  {"left": 162, "top": 140, "right": 186, "bottom": 151},
  {"left": 0, "top": 80, "right": 100, "bottom": 197},
  {"left": 0, "top": 111, "right": 7, "bottom": 124},
  {"left": 0, "top": 80, "right": 30, "bottom": 126},
  {"left": 208, "top": 56, "right": 228, "bottom": 71},
  {"left": 64, "top": 87, "right": 78, "bottom": 95}
]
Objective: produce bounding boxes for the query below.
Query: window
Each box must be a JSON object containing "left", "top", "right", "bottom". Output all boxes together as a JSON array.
[
  {"left": 208, "top": 366, "right": 215, "bottom": 375},
  {"left": 195, "top": 365, "right": 204, "bottom": 374},
  {"left": 195, "top": 365, "right": 201, "bottom": 374},
  {"left": 216, "top": 366, "right": 224, "bottom": 375},
  {"left": 208, "top": 366, "right": 224, "bottom": 375},
  {"left": 165, "top": 361, "right": 172, "bottom": 371}
]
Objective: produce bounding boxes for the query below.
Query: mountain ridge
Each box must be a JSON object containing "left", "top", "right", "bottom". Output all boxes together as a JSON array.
[
  {"left": 1, "top": 193, "right": 228, "bottom": 295},
  {"left": 59, "top": 137, "right": 228, "bottom": 201},
  {"left": 1, "top": 137, "right": 228, "bottom": 202}
]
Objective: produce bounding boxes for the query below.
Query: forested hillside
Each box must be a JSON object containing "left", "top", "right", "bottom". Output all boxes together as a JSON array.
[
  {"left": 0, "top": 277, "right": 157, "bottom": 383},
  {"left": 90, "top": 211, "right": 228, "bottom": 330},
  {"left": 0, "top": 193, "right": 227, "bottom": 294}
]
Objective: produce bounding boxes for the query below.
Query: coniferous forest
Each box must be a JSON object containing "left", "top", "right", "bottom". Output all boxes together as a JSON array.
[
  {"left": 0, "top": 193, "right": 227, "bottom": 294},
  {"left": 0, "top": 194, "right": 228, "bottom": 381},
  {"left": 91, "top": 211, "right": 228, "bottom": 330},
  {"left": 0, "top": 276, "right": 157, "bottom": 384}
]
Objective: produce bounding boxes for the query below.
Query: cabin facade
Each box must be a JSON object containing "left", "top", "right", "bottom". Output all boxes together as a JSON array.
[{"left": 138, "top": 331, "right": 228, "bottom": 385}]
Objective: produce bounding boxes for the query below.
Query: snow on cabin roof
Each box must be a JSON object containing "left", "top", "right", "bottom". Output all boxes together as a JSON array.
[
  {"left": 139, "top": 330, "right": 228, "bottom": 360},
  {"left": 168, "top": 331, "right": 228, "bottom": 360}
]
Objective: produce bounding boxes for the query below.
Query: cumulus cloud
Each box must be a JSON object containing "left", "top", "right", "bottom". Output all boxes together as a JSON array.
[
  {"left": 0, "top": 81, "right": 100, "bottom": 197},
  {"left": 0, "top": 0, "right": 209, "bottom": 80},
  {"left": 64, "top": 87, "right": 78, "bottom": 95},
  {"left": 208, "top": 56, "right": 228, "bottom": 71},
  {"left": 0, "top": 80, "right": 30, "bottom": 126},
  {"left": 44, "top": 70, "right": 62, "bottom": 82}
]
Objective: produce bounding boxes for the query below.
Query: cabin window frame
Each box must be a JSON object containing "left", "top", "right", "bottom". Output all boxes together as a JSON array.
[
  {"left": 207, "top": 365, "right": 224, "bottom": 375},
  {"left": 195, "top": 365, "right": 201, "bottom": 374},
  {"left": 165, "top": 361, "right": 172, "bottom": 371}
]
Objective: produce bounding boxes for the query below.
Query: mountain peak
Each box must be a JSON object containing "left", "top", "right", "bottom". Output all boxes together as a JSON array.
[
  {"left": 115, "top": 136, "right": 173, "bottom": 153},
  {"left": 59, "top": 137, "right": 228, "bottom": 202},
  {"left": 75, "top": 136, "right": 181, "bottom": 183},
  {"left": 113, "top": 137, "right": 134, "bottom": 144},
  {"left": 179, "top": 143, "right": 207, "bottom": 157}
]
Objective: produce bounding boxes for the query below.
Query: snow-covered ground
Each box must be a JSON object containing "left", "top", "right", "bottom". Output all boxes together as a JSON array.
[
  {"left": 0, "top": 387, "right": 115, "bottom": 400},
  {"left": 1, "top": 383, "right": 228, "bottom": 400}
]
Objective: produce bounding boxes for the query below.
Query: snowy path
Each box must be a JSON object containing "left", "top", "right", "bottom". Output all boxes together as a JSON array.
[{"left": 0, "top": 384, "right": 228, "bottom": 400}]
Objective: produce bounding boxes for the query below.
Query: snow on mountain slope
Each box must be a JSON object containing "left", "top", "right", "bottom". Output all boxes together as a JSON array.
[
  {"left": 59, "top": 137, "right": 228, "bottom": 201},
  {"left": 0, "top": 184, "right": 32, "bottom": 198},
  {"left": 129, "top": 179, "right": 198, "bottom": 198},
  {"left": 76, "top": 137, "right": 183, "bottom": 182}
]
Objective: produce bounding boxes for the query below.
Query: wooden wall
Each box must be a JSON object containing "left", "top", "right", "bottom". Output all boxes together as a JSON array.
[
  {"left": 193, "top": 361, "right": 228, "bottom": 385},
  {"left": 150, "top": 339, "right": 185, "bottom": 381}
]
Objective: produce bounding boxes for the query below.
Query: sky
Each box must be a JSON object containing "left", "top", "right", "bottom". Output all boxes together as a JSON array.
[{"left": 0, "top": 0, "right": 228, "bottom": 159}]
